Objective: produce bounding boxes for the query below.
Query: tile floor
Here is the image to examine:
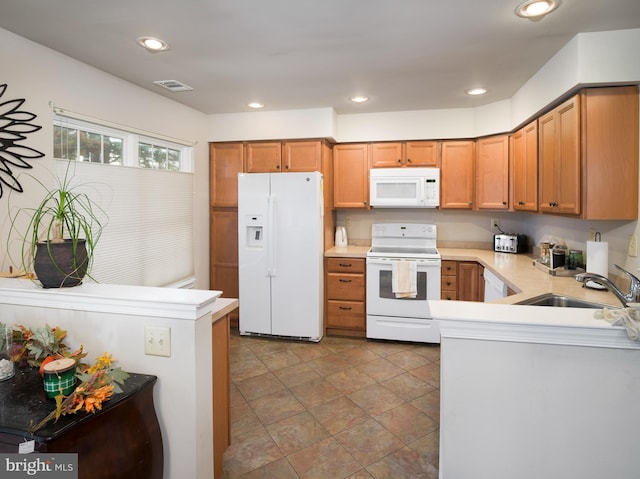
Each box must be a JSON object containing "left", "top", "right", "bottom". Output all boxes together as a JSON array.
[{"left": 223, "top": 329, "right": 441, "bottom": 478}]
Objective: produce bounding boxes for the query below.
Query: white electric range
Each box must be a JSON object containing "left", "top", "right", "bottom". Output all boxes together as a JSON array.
[{"left": 366, "top": 223, "right": 442, "bottom": 343}]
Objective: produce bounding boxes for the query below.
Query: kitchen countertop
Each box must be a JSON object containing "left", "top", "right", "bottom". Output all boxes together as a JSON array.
[
  {"left": 325, "top": 245, "right": 639, "bottom": 349},
  {"left": 325, "top": 245, "right": 622, "bottom": 308}
]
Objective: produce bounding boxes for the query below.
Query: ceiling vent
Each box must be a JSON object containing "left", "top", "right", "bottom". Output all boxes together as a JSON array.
[{"left": 153, "top": 80, "right": 193, "bottom": 92}]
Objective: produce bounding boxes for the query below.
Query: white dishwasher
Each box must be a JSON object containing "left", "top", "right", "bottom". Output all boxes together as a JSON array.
[{"left": 484, "top": 269, "right": 507, "bottom": 302}]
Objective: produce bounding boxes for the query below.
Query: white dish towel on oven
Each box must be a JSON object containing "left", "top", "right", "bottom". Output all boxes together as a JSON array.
[{"left": 392, "top": 260, "right": 417, "bottom": 298}]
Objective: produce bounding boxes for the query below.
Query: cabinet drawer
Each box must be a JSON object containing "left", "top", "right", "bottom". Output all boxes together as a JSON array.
[
  {"left": 441, "top": 275, "right": 457, "bottom": 291},
  {"left": 441, "top": 291, "right": 458, "bottom": 301},
  {"left": 326, "top": 300, "right": 366, "bottom": 330},
  {"left": 442, "top": 260, "right": 457, "bottom": 274},
  {"left": 326, "top": 273, "right": 365, "bottom": 301},
  {"left": 326, "top": 257, "right": 365, "bottom": 274}
]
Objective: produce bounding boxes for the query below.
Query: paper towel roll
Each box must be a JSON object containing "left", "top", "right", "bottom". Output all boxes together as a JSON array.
[
  {"left": 586, "top": 240, "right": 608, "bottom": 289},
  {"left": 586, "top": 241, "right": 608, "bottom": 275}
]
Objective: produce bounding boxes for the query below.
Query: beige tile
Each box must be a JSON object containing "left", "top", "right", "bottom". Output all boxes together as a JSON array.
[
  {"left": 335, "top": 418, "right": 404, "bottom": 467},
  {"left": 261, "top": 349, "right": 304, "bottom": 371},
  {"left": 287, "top": 342, "right": 332, "bottom": 362},
  {"left": 289, "top": 378, "right": 342, "bottom": 409},
  {"left": 346, "top": 470, "right": 375, "bottom": 479},
  {"left": 273, "top": 362, "right": 322, "bottom": 388},
  {"left": 230, "top": 381, "right": 247, "bottom": 407},
  {"left": 374, "top": 403, "right": 439, "bottom": 444},
  {"left": 385, "top": 350, "right": 430, "bottom": 371},
  {"left": 231, "top": 357, "right": 269, "bottom": 382},
  {"left": 363, "top": 339, "right": 413, "bottom": 357},
  {"left": 321, "top": 336, "right": 363, "bottom": 353},
  {"left": 308, "top": 353, "right": 354, "bottom": 376},
  {"left": 408, "top": 429, "right": 440, "bottom": 469},
  {"left": 355, "top": 357, "right": 404, "bottom": 382},
  {"left": 337, "top": 346, "right": 381, "bottom": 365},
  {"left": 412, "top": 344, "right": 441, "bottom": 363},
  {"left": 366, "top": 444, "right": 439, "bottom": 479},
  {"left": 223, "top": 426, "right": 283, "bottom": 479},
  {"left": 230, "top": 401, "right": 262, "bottom": 439},
  {"left": 247, "top": 337, "right": 291, "bottom": 357},
  {"left": 287, "top": 437, "right": 361, "bottom": 479},
  {"left": 309, "top": 396, "right": 369, "bottom": 435},
  {"left": 326, "top": 366, "right": 377, "bottom": 394},
  {"left": 266, "top": 411, "right": 330, "bottom": 455},
  {"left": 381, "top": 372, "right": 433, "bottom": 401},
  {"left": 348, "top": 384, "right": 404, "bottom": 416},
  {"left": 411, "top": 389, "right": 440, "bottom": 423},
  {"left": 236, "top": 371, "right": 285, "bottom": 402},
  {"left": 236, "top": 457, "right": 299, "bottom": 479},
  {"left": 249, "top": 389, "right": 306, "bottom": 426},
  {"left": 408, "top": 362, "right": 440, "bottom": 389},
  {"left": 230, "top": 344, "right": 259, "bottom": 363}
]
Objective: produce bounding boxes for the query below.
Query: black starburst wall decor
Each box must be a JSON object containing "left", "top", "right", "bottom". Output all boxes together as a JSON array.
[{"left": 0, "top": 83, "right": 45, "bottom": 198}]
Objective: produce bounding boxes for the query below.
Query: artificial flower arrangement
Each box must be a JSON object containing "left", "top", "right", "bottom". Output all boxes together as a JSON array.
[{"left": 5, "top": 323, "right": 129, "bottom": 432}]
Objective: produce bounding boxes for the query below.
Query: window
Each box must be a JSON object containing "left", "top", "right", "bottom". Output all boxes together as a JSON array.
[
  {"left": 51, "top": 114, "right": 195, "bottom": 287},
  {"left": 53, "top": 115, "right": 193, "bottom": 172}
]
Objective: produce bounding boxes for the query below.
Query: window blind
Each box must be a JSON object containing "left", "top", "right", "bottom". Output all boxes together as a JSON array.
[{"left": 54, "top": 160, "right": 194, "bottom": 287}]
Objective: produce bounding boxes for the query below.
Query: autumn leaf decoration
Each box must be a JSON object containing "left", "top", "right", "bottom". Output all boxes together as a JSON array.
[
  {"left": 0, "top": 83, "right": 45, "bottom": 198},
  {"left": 31, "top": 352, "right": 129, "bottom": 432}
]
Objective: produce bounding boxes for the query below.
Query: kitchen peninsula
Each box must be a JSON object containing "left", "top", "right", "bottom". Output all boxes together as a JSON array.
[{"left": 327, "top": 246, "right": 640, "bottom": 478}]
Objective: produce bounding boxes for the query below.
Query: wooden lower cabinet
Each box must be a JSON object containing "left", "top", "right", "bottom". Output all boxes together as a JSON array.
[
  {"left": 441, "top": 260, "right": 458, "bottom": 300},
  {"left": 212, "top": 313, "right": 231, "bottom": 479},
  {"left": 210, "top": 208, "right": 239, "bottom": 325},
  {"left": 325, "top": 257, "right": 366, "bottom": 336},
  {"left": 441, "top": 260, "right": 484, "bottom": 302}
]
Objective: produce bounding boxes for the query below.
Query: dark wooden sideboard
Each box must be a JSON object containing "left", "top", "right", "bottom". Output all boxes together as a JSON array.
[{"left": 0, "top": 368, "right": 163, "bottom": 479}]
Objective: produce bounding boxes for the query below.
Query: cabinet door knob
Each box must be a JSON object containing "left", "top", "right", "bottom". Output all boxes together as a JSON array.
[
  {"left": 407, "top": 158, "right": 412, "bottom": 164},
  {"left": 284, "top": 165, "right": 289, "bottom": 170},
  {"left": 276, "top": 165, "right": 280, "bottom": 169},
  {"left": 502, "top": 201, "right": 507, "bottom": 205},
  {"left": 397, "top": 159, "right": 402, "bottom": 164}
]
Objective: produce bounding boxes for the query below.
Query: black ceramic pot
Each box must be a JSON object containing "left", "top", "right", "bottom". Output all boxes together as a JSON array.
[{"left": 33, "top": 239, "right": 89, "bottom": 288}]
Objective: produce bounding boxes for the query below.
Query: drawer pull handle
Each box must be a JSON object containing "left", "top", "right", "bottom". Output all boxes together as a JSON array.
[
  {"left": 339, "top": 306, "right": 353, "bottom": 311},
  {"left": 339, "top": 263, "right": 352, "bottom": 267},
  {"left": 339, "top": 279, "right": 352, "bottom": 283}
]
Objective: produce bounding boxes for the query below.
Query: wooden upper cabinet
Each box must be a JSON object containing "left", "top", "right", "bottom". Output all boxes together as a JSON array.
[
  {"left": 538, "top": 95, "right": 581, "bottom": 215},
  {"left": 282, "top": 140, "right": 323, "bottom": 172},
  {"left": 440, "top": 140, "right": 475, "bottom": 209},
  {"left": 581, "top": 86, "right": 638, "bottom": 220},
  {"left": 334, "top": 144, "right": 369, "bottom": 208},
  {"left": 370, "top": 141, "right": 439, "bottom": 167},
  {"left": 246, "top": 140, "right": 325, "bottom": 173},
  {"left": 246, "top": 142, "right": 282, "bottom": 173},
  {"left": 511, "top": 120, "right": 538, "bottom": 212},
  {"left": 210, "top": 143, "right": 244, "bottom": 207},
  {"left": 476, "top": 135, "right": 509, "bottom": 210}
]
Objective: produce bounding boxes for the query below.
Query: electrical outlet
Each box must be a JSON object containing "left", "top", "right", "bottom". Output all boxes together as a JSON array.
[
  {"left": 490, "top": 217, "right": 500, "bottom": 230},
  {"left": 345, "top": 216, "right": 352, "bottom": 227},
  {"left": 629, "top": 235, "right": 638, "bottom": 257},
  {"left": 144, "top": 326, "right": 171, "bottom": 357}
]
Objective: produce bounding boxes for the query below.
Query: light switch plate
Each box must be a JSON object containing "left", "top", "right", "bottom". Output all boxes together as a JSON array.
[
  {"left": 144, "top": 326, "right": 171, "bottom": 357},
  {"left": 629, "top": 235, "right": 638, "bottom": 257}
]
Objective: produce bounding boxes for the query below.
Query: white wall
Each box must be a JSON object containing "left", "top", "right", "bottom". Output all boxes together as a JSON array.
[
  {"left": 0, "top": 27, "right": 210, "bottom": 290},
  {"left": 0, "top": 280, "right": 218, "bottom": 479}
]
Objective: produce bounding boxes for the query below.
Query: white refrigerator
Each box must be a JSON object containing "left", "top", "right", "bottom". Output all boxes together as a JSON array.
[{"left": 238, "top": 171, "right": 324, "bottom": 341}]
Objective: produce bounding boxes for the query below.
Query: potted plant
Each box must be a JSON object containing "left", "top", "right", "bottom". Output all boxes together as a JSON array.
[{"left": 8, "top": 162, "right": 107, "bottom": 288}]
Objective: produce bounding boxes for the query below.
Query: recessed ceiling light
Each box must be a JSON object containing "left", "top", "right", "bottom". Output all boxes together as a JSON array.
[
  {"left": 466, "top": 88, "right": 487, "bottom": 96},
  {"left": 349, "top": 96, "right": 370, "bottom": 104},
  {"left": 248, "top": 102, "right": 264, "bottom": 109},
  {"left": 136, "top": 36, "right": 170, "bottom": 52},
  {"left": 515, "top": 0, "right": 560, "bottom": 20}
]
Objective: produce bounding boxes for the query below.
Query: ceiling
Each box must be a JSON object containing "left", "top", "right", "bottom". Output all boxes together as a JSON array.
[{"left": 1, "top": 0, "right": 639, "bottom": 115}]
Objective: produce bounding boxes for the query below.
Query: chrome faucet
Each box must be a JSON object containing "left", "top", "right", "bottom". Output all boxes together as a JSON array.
[{"left": 575, "top": 264, "right": 640, "bottom": 308}]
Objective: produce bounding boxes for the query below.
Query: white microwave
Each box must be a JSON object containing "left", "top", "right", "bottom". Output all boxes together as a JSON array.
[{"left": 369, "top": 167, "right": 440, "bottom": 208}]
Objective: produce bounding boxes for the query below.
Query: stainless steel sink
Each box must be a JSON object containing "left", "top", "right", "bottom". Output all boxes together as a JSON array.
[{"left": 514, "top": 293, "right": 616, "bottom": 309}]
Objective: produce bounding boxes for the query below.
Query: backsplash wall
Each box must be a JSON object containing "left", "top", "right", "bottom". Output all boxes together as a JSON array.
[{"left": 335, "top": 209, "right": 637, "bottom": 275}]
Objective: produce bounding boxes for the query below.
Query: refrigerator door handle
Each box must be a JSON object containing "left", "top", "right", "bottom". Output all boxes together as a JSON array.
[{"left": 267, "top": 194, "right": 276, "bottom": 277}]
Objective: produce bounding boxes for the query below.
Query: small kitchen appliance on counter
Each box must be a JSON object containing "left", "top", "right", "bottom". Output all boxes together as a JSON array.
[
  {"left": 335, "top": 225, "right": 348, "bottom": 247},
  {"left": 493, "top": 234, "right": 528, "bottom": 254}
]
